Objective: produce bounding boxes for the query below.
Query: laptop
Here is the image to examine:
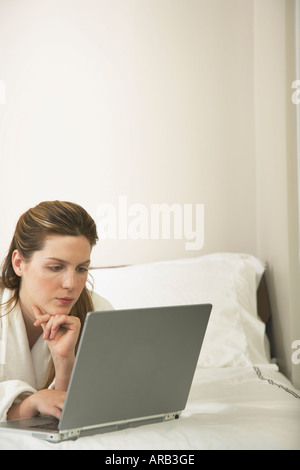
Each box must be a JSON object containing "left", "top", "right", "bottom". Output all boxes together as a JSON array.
[{"left": 0, "top": 303, "right": 212, "bottom": 442}]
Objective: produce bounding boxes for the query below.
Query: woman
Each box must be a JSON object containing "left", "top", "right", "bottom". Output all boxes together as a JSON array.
[{"left": 0, "top": 200, "right": 112, "bottom": 422}]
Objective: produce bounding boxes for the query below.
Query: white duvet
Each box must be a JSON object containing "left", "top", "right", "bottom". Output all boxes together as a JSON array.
[{"left": 0, "top": 365, "right": 299, "bottom": 450}]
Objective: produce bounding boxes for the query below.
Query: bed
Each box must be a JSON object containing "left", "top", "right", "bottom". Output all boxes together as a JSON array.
[{"left": 0, "top": 252, "right": 299, "bottom": 450}]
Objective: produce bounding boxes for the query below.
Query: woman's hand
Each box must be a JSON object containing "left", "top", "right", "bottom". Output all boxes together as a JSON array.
[
  {"left": 32, "top": 305, "right": 81, "bottom": 360},
  {"left": 32, "top": 306, "right": 81, "bottom": 391},
  {"left": 7, "top": 390, "right": 66, "bottom": 421}
]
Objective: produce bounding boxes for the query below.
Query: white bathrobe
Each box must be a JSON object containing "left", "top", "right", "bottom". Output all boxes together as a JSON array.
[{"left": 0, "top": 288, "right": 113, "bottom": 422}]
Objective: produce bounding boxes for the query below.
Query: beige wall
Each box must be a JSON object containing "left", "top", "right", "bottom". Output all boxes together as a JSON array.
[
  {"left": 0, "top": 0, "right": 257, "bottom": 266},
  {"left": 254, "top": 0, "right": 300, "bottom": 387},
  {"left": 0, "top": 0, "right": 299, "bottom": 386}
]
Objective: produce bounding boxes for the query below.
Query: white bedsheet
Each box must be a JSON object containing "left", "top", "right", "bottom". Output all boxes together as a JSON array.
[{"left": 1, "top": 365, "right": 299, "bottom": 450}]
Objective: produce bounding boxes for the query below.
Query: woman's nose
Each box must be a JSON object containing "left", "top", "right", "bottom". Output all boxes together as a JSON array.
[{"left": 62, "top": 269, "right": 76, "bottom": 289}]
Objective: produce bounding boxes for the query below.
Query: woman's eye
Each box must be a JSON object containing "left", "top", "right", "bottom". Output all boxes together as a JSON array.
[
  {"left": 77, "top": 267, "right": 88, "bottom": 273},
  {"left": 49, "top": 266, "right": 62, "bottom": 272}
]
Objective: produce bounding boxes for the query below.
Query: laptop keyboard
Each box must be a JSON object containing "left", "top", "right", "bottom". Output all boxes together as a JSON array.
[{"left": 30, "top": 421, "right": 59, "bottom": 431}]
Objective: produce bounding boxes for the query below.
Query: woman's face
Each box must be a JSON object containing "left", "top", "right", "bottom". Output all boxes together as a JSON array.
[{"left": 12, "top": 235, "right": 91, "bottom": 317}]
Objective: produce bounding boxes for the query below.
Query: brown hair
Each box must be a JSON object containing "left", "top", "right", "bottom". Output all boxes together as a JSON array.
[{"left": 0, "top": 200, "right": 98, "bottom": 387}]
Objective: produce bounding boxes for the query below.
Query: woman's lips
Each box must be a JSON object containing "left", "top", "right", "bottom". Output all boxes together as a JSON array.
[{"left": 56, "top": 297, "right": 74, "bottom": 305}]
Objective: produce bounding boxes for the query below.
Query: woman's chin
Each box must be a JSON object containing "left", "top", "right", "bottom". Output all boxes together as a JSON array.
[{"left": 41, "top": 303, "right": 73, "bottom": 316}]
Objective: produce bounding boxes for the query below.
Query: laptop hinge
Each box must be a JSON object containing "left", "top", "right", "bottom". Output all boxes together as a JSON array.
[
  {"left": 59, "top": 428, "right": 81, "bottom": 440},
  {"left": 164, "top": 412, "right": 181, "bottom": 421}
]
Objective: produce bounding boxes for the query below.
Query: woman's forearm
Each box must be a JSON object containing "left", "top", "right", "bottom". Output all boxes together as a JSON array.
[
  {"left": 7, "top": 394, "right": 37, "bottom": 421},
  {"left": 53, "top": 355, "right": 75, "bottom": 391}
]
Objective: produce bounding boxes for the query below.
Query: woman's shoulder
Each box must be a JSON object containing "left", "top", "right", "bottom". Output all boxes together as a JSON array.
[
  {"left": 90, "top": 291, "right": 114, "bottom": 311},
  {"left": 0, "top": 286, "right": 17, "bottom": 320}
]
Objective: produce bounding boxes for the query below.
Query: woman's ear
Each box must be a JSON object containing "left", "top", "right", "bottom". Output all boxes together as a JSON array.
[{"left": 11, "top": 250, "right": 24, "bottom": 277}]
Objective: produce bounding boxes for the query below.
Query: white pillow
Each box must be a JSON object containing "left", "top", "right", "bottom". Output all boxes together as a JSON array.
[{"left": 89, "top": 253, "right": 270, "bottom": 367}]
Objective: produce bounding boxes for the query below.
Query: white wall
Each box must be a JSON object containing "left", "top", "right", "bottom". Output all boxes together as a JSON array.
[
  {"left": 0, "top": 0, "right": 256, "bottom": 266},
  {"left": 0, "top": 0, "right": 299, "bottom": 386},
  {"left": 254, "top": 0, "right": 300, "bottom": 388}
]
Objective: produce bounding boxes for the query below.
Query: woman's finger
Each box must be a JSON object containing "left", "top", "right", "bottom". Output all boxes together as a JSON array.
[
  {"left": 48, "top": 315, "right": 68, "bottom": 340},
  {"left": 49, "top": 315, "right": 80, "bottom": 340},
  {"left": 42, "top": 315, "right": 55, "bottom": 340},
  {"left": 32, "top": 305, "right": 44, "bottom": 321},
  {"left": 32, "top": 305, "right": 51, "bottom": 331}
]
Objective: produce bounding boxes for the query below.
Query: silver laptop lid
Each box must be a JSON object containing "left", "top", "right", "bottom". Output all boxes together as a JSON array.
[{"left": 59, "top": 304, "right": 212, "bottom": 431}]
